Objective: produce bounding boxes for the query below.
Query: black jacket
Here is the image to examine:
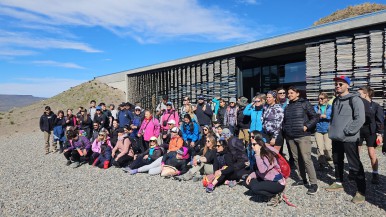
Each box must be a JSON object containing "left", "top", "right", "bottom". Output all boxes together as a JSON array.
[
  {"left": 195, "top": 103, "right": 213, "bottom": 126},
  {"left": 217, "top": 106, "right": 226, "bottom": 125},
  {"left": 361, "top": 100, "right": 384, "bottom": 135},
  {"left": 162, "top": 152, "right": 190, "bottom": 175},
  {"left": 283, "top": 98, "right": 319, "bottom": 139},
  {"left": 237, "top": 106, "right": 251, "bottom": 130},
  {"left": 39, "top": 111, "right": 56, "bottom": 132},
  {"left": 213, "top": 151, "right": 235, "bottom": 175}
]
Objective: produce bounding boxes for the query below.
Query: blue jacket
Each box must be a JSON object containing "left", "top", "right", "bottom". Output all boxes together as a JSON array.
[
  {"left": 130, "top": 114, "right": 142, "bottom": 137},
  {"left": 313, "top": 104, "right": 332, "bottom": 133},
  {"left": 118, "top": 109, "right": 133, "bottom": 128},
  {"left": 243, "top": 104, "right": 263, "bottom": 132},
  {"left": 180, "top": 121, "right": 200, "bottom": 142}
]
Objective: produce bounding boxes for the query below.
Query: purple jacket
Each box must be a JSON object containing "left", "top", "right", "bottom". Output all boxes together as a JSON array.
[
  {"left": 249, "top": 146, "right": 285, "bottom": 185},
  {"left": 68, "top": 136, "right": 91, "bottom": 151}
]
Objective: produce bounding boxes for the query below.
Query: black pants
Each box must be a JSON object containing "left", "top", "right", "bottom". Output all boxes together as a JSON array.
[
  {"left": 332, "top": 141, "right": 366, "bottom": 195},
  {"left": 129, "top": 157, "right": 152, "bottom": 169},
  {"left": 63, "top": 149, "right": 92, "bottom": 162},
  {"left": 244, "top": 178, "right": 285, "bottom": 197},
  {"left": 217, "top": 172, "right": 239, "bottom": 186},
  {"left": 112, "top": 154, "right": 133, "bottom": 168}
]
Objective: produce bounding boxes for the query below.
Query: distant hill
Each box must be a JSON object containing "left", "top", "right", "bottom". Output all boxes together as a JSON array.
[
  {"left": 0, "top": 95, "right": 46, "bottom": 112},
  {"left": 313, "top": 2, "right": 386, "bottom": 26},
  {"left": 0, "top": 80, "right": 126, "bottom": 135}
]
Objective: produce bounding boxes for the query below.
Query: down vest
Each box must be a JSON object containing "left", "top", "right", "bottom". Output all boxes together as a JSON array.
[{"left": 283, "top": 98, "right": 319, "bottom": 139}]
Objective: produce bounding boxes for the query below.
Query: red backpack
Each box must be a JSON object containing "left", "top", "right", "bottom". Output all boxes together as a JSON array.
[{"left": 276, "top": 153, "right": 290, "bottom": 179}]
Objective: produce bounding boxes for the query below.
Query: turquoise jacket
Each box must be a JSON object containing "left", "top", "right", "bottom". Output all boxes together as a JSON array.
[{"left": 243, "top": 103, "right": 263, "bottom": 132}]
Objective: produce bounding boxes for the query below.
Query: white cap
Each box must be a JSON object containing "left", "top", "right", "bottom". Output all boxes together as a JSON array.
[
  {"left": 167, "top": 119, "right": 176, "bottom": 125},
  {"left": 135, "top": 106, "right": 141, "bottom": 110}
]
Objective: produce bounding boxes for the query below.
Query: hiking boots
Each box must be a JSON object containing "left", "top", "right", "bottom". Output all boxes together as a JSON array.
[
  {"left": 307, "top": 184, "right": 319, "bottom": 195},
  {"left": 291, "top": 180, "right": 309, "bottom": 188},
  {"left": 325, "top": 182, "right": 344, "bottom": 192},
  {"left": 371, "top": 173, "right": 380, "bottom": 185},
  {"left": 65, "top": 160, "right": 72, "bottom": 166},
  {"left": 267, "top": 194, "right": 281, "bottom": 207},
  {"left": 192, "top": 175, "right": 203, "bottom": 182},
  {"left": 122, "top": 166, "right": 131, "bottom": 172},
  {"left": 228, "top": 180, "right": 237, "bottom": 188},
  {"left": 182, "top": 172, "right": 194, "bottom": 181},
  {"left": 71, "top": 161, "right": 80, "bottom": 168},
  {"left": 351, "top": 192, "right": 365, "bottom": 204}
]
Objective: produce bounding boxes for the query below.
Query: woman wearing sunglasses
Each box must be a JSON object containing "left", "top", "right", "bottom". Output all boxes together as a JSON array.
[
  {"left": 244, "top": 133, "right": 285, "bottom": 207},
  {"left": 90, "top": 131, "right": 112, "bottom": 165},
  {"left": 243, "top": 96, "right": 264, "bottom": 133},
  {"left": 313, "top": 92, "right": 333, "bottom": 171}
]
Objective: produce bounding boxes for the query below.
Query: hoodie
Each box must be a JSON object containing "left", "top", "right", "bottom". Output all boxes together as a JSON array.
[{"left": 329, "top": 92, "right": 365, "bottom": 142}]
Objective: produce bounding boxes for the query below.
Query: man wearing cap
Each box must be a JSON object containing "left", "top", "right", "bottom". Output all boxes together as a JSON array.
[
  {"left": 94, "top": 106, "right": 109, "bottom": 129},
  {"left": 130, "top": 106, "right": 143, "bottom": 138},
  {"left": 326, "top": 75, "right": 366, "bottom": 204},
  {"left": 118, "top": 102, "right": 133, "bottom": 128},
  {"left": 224, "top": 97, "right": 239, "bottom": 135},
  {"left": 195, "top": 95, "right": 213, "bottom": 127},
  {"left": 160, "top": 102, "right": 179, "bottom": 134}
]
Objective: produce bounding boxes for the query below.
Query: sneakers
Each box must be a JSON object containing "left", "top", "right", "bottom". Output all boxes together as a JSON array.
[
  {"left": 206, "top": 184, "right": 214, "bottom": 193},
  {"left": 228, "top": 180, "right": 237, "bottom": 188},
  {"left": 182, "top": 172, "right": 194, "bottom": 181},
  {"left": 173, "top": 175, "right": 183, "bottom": 181},
  {"left": 192, "top": 175, "right": 203, "bottom": 182},
  {"left": 307, "top": 184, "right": 319, "bottom": 195},
  {"left": 71, "top": 161, "right": 80, "bottom": 168},
  {"left": 129, "top": 169, "right": 138, "bottom": 175},
  {"left": 371, "top": 173, "right": 380, "bottom": 185},
  {"left": 291, "top": 180, "right": 309, "bottom": 188},
  {"left": 325, "top": 182, "right": 344, "bottom": 192},
  {"left": 267, "top": 194, "right": 281, "bottom": 207},
  {"left": 122, "top": 166, "right": 131, "bottom": 172},
  {"left": 351, "top": 192, "right": 365, "bottom": 204},
  {"left": 65, "top": 160, "right": 72, "bottom": 166}
]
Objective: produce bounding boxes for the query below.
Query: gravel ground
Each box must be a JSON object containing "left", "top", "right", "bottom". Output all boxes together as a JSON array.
[{"left": 0, "top": 132, "right": 385, "bottom": 216}]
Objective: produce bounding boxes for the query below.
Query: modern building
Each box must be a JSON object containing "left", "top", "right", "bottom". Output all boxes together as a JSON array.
[{"left": 95, "top": 11, "right": 386, "bottom": 110}]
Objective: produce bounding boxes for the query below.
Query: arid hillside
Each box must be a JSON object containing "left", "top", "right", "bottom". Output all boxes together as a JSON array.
[
  {"left": 313, "top": 2, "right": 386, "bottom": 26},
  {"left": 0, "top": 80, "right": 125, "bottom": 136}
]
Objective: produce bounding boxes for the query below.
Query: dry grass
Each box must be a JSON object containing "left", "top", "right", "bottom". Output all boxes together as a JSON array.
[
  {"left": 0, "top": 80, "right": 125, "bottom": 135},
  {"left": 313, "top": 2, "right": 386, "bottom": 26}
]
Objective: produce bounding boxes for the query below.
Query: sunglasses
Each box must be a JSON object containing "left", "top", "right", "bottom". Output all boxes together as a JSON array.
[
  {"left": 98, "top": 134, "right": 105, "bottom": 136},
  {"left": 278, "top": 92, "right": 286, "bottom": 95},
  {"left": 93, "top": 125, "right": 99, "bottom": 127},
  {"left": 183, "top": 99, "right": 189, "bottom": 101},
  {"left": 150, "top": 140, "right": 157, "bottom": 142},
  {"left": 206, "top": 140, "right": 211, "bottom": 143},
  {"left": 167, "top": 123, "right": 173, "bottom": 125},
  {"left": 135, "top": 109, "right": 141, "bottom": 111},
  {"left": 335, "top": 82, "right": 344, "bottom": 87},
  {"left": 319, "top": 97, "right": 325, "bottom": 100},
  {"left": 203, "top": 129, "right": 208, "bottom": 131},
  {"left": 254, "top": 100, "right": 261, "bottom": 103},
  {"left": 171, "top": 131, "right": 178, "bottom": 133},
  {"left": 216, "top": 145, "right": 222, "bottom": 148}
]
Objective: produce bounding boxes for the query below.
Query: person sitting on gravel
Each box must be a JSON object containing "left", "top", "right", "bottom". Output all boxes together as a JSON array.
[
  {"left": 111, "top": 128, "right": 134, "bottom": 168},
  {"left": 244, "top": 133, "right": 285, "bottom": 207},
  {"left": 180, "top": 114, "right": 200, "bottom": 156},
  {"left": 39, "top": 106, "right": 57, "bottom": 154},
  {"left": 205, "top": 139, "right": 238, "bottom": 193},
  {"left": 124, "top": 136, "right": 164, "bottom": 174},
  {"left": 160, "top": 146, "right": 190, "bottom": 177},
  {"left": 109, "top": 119, "right": 120, "bottom": 147},
  {"left": 63, "top": 130, "right": 92, "bottom": 168},
  {"left": 181, "top": 135, "right": 216, "bottom": 181},
  {"left": 53, "top": 110, "right": 66, "bottom": 153},
  {"left": 90, "top": 131, "right": 112, "bottom": 165},
  {"left": 90, "top": 122, "right": 101, "bottom": 144},
  {"left": 168, "top": 127, "right": 184, "bottom": 152},
  {"left": 92, "top": 141, "right": 112, "bottom": 169}
]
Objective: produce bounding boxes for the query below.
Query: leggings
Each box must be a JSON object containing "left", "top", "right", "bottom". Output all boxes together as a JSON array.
[
  {"left": 216, "top": 172, "right": 239, "bottom": 186},
  {"left": 137, "top": 157, "right": 163, "bottom": 175},
  {"left": 244, "top": 178, "right": 285, "bottom": 197},
  {"left": 129, "top": 157, "right": 153, "bottom": 170}
]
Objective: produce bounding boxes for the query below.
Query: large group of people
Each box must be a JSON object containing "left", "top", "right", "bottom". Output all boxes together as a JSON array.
[{"left": 39, "top": 75, "right": 385, "bottom": 206}]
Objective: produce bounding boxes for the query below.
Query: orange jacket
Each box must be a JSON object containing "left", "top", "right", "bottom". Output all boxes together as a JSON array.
[{"left": 168, "top": 136, "right": 183, "bottom": 152}]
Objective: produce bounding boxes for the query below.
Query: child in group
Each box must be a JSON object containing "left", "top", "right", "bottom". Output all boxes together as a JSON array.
[{"left": 92, "top": 142, "right": 112, "bottom": 169}]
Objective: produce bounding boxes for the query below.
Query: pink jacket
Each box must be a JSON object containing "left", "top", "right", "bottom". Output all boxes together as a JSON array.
[
  {"left": 160, "top": 109, "right": 179, "bottom": 131},
  {"left": 139, "top": 117, "right": 160, "bottom": 141},
  {"left": 249, "top": 146, "right": 285, "bottom": 186},
  {"left": 91, "top": 137, "right": 113, "bottom": 153}
]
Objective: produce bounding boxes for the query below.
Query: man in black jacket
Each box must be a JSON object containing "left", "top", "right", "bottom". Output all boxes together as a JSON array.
[
  {"left": 39, "top": 106, "right": 57, "bottom": 154},
  {"left": 236, "top": 97, "right": 251, "bottom": 145},
  {"left": 195, "top": 95, "right": 213, "bottom": 127}
]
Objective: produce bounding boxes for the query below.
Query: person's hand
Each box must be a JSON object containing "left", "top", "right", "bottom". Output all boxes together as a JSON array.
[
  {"left": 133, "top": 155, "right": 137, "bottom": 160},
  {"left": 252, "top": 143, "right": 261, "bottom": 153},
  {"left": 162, "top": 134, "right": 167, "bottom": 139},
  {"left": 143, "top": 155, "right": 148, "bottom": 159},
  {"left": 63, "top": 149, "right": 68, "bottom": 153},
  {"left": 246, "top": 175, "right": 252, "bottom": 185},
  {"left": 190, "top": 142, "right": 195, "bottom": 147},
  {"left": 320, "top": 114, "right": 326, "bottom": 118},
  {"left": 111, "top": 152, "right": 115, "bottom": 158},
  {"left": 376, "top": 135, "right": 383, "bottom": 146},
  {"left": 137, "top": 133, "right": 142, "bottom": 137},
  {"left": 303, "top": 126, "right": 308, "bottom": 132},
  {"left": 66, "top": 119, "right": 70, "bottom": 123},
  {"left": 214, "top": 170, "right": 221, "bottom": 177},
  {"left": 270, "top": 139, "right": 276, "bottom": 146},
  {"left": 82, "top": 149, "right": 87, "bottom": 156},
  {"left": 193, "top": 158, "right": 197, "bottom": 166}
]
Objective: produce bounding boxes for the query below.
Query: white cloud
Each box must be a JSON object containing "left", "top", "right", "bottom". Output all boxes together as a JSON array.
[
  {"left": 238, "top": 0, "right": 261, "bottom": 5},
  {"left": 0, "top": 77, "right": 87, "bottom": 97},
  {"left": 0, "top": 0, "right": 259, "bottom": 42},
  {"left": 31, "top": 60, "right": 85, "bottom": 69},
  {"left": 0, "top": 49, "right": 37, "bottom": 56}
]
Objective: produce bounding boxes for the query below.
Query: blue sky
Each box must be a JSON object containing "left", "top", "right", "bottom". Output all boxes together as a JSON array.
[{"left": 0, "top": 0, "right": 384, "bottom": 97}]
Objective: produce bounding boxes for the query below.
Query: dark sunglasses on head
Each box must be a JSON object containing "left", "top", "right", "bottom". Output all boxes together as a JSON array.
[{"left": 335, "top": 82, "right": 344, "bottom": 87}]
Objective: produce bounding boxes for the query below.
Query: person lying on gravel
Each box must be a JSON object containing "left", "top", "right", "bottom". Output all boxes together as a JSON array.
[
  {"left": 63, "top": 130, "right": 92, "bottom": 168},
  {"left": 205, "top": 139, "right": 238, "bottom": 193},
  {"left": 90, "top": 131, "right": 112, "bottom": 165},
  {"left": 123, "top": 136, "right": 164, "bottom": 174},
  {"left": 111, "top": 128, "right": 134, "bottom": 168},
  {"left": 244, "top": 133, "right": 285, "bottom": 207},
  {"left": 160, "top": 146, "right": 190, "bottom": 177},
  {"left": 92, "top": 142, "right": 112, "bottom": 169},
  {"left": 180, "top": 135, "right": 216, "bottom": 181}
]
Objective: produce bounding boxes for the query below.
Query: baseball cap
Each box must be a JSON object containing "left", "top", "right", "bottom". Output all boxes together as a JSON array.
[
  {"left": 96, "top": 106, "right": 102, "bottom": 110},
  {"left": 135, "top": 106, "right": 141, "bottom": 110},
  {"left": 149, "top": 136, "right": 158, "bottom": 141},
  {"left": 166, "top": 101, "right": 173, "bottom": 106},
  {"left": 333, "top": 75, "right": 351, "bottom": 85},
  {"left": 221, "top": 128, "right": 232, "bottom": 139},
  {"left": 170, "top": 127, "right": 179, "bottom": 133},
  {"left": 229, "top": 97, "right": 237, "bottom": 103},
  {"left": 198, "top": 95, "right": 204, "bottom": 100},
  {"left": 167, "top": 119, "right": 176, "bottom": 125}
]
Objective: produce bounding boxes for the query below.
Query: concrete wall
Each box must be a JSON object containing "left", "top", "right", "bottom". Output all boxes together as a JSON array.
[{"left": 94, "top": 72, "right": 126, "bottom": 93}]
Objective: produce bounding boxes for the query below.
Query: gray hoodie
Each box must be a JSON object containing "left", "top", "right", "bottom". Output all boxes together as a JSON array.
[{"left": 329, "top": 92, "right": 365, "bottom": 142}]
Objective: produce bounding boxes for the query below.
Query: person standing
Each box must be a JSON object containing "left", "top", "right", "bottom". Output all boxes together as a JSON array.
[
  {"left": 40, "top": 106, "right": 57, "bottom": 154},
  {"left": 89, "top": 100, "right": 97, "bottom": 122},
  {"left": 195, "top": 95, "right": 213, "bottom": 128},
  {"left": 118, "top": 102, "right": 133, "bottom": 128},
  {"left": 313, "top": 92, "right": 333, "bottom": 170},
  {"left": 237, "top": 97, "right": 251, "bottom": 146},
  {"left": 357, "top": 86, "right": 384, "bottom": 184},
  {"left": 326, "top": 76, "right": 366, "bottom": 204},
  {"left": 262, "top": 91, "right": 284, "bottom": 151},
  {"left": 282, "top": 86, "right": 319, "bottom": 195},
  {"left": 224, "top": 97, "right": 239, "bottom": 135}
]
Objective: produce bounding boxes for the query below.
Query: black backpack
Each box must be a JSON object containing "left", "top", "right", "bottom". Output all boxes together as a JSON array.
[
  {"left": 124, "top": 136, "right": 144, "bottom": 154},
  {"left": 228, "top": 137, "right": 248, "bottom": 170}
]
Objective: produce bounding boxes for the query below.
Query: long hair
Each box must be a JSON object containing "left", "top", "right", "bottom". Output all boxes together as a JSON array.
[
  {"left": 217, "top": 139, "right": 229, "bottom": 153},
  {"left": 359, "top": 86, "right": 374, "bottom": 99},
  {"left": 203, "top": 135, "right": 216, "bottom": 155},
  {"left": 253, "top": 132, "right": 277, "bottom": 165},
  {"left": 183, "top": 114, "right": 194, "bottom": 133}
]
